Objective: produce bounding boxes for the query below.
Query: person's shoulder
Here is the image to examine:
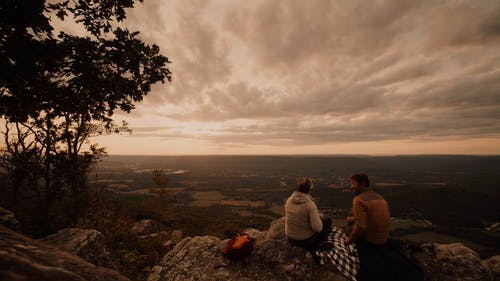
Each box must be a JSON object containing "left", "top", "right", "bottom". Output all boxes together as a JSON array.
[
  {"left": 368, "top": 189, "right": 385, "bottom": 199},
  {"left": 353, "top": 195, "right": 363, "bottom": 204},
  {"left": 352, "top": 191, "right": 366, "bottom": 199},
  {"left": 304, "top": 195, "right": 318, "bottom": 208},
  {"left": 361, "top": 189, "right": 387, "bottom": 203},
  {"left": 355, "top": 192, "right": 375, "bottom": 203}
]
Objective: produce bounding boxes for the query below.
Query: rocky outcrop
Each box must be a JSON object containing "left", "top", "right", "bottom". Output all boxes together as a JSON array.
[
  {"left": 151, "top": 217, "right": 498, "bottom": 281},
  {"left": 0, "top": 206, "right": 20, "bottom": 230},
  {"left": 148, "top": 217, "right": 346, "bottom": 281},
  {"left": 483, "top": 255, "right": 500, "bottom": 281},
  {"left": 1, "top": 207, "right": 497, "bottom": 281},
  {"left": 148, "top": 235, "right": 346, "bottom": 281},
  {"left": 39, "top": 228, "right": 116, "bottom": 270},
  {"left": 414, "top": 242, "right": 496, "bottom": 280},
  {"left": 0, "top": 224, "right": 129, "bottom": 281},
  {"left": 264, "top": 217, "right": 286, "bottom": 240}
]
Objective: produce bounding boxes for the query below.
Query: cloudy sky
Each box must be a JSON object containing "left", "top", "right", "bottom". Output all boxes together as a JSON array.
[{"left": 76, "top": 0, "right": 500, "bottom": 155}]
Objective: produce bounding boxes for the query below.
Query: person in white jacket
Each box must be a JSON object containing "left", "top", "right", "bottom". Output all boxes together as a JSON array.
[{"left": 285, "top": 177, "right": 332, "bottom": 252}]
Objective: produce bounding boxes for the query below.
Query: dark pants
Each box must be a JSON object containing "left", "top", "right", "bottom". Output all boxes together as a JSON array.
[
  {"left": 288, "top": 217, "right": 332, "bottom": 253},
  {"left": 356, "top": 240, "right": 424, "bottom": 281}
]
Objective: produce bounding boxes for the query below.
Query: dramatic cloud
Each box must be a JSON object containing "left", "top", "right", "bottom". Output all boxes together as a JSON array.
[{"left": 82, "top": 0, "right": 500, "bottom": 153}]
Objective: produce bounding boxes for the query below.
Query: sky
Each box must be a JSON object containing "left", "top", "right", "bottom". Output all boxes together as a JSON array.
[{"left": 59, "top": 0, "right": 500, "bottom": 155}]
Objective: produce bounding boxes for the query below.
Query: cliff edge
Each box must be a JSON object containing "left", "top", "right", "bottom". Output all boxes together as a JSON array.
[
  {"left": 1, "top": 208, "right": 498, "bottom": 281},
  {"left": 149, "top": 217, "right": 499, "bottom": 281}
]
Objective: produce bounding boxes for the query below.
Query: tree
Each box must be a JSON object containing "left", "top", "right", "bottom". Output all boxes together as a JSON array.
[
  {"left": 0, "top": 0, "right": 171, "bottom": 233},
  {"left": 152, "top": 169, "right": 169, "bottom": 199}
]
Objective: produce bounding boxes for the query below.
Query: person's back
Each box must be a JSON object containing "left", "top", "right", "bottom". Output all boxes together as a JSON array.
[
  {"left": 285, "top": 191, "right": 322, "bottom": 240},
  {"left": 285, "top": 177, "right": 331, "bottom": 252},
  {"left": 345, "top": 174, "right": 390, "bottom": 245},
  {"left": 353, "top": 189, "right": 390, "bottom": 245},
  {"left": 346, "top": 173, "right": 423, "bottom": 281}
]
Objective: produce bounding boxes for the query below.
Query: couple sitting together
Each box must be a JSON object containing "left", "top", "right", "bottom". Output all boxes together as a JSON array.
[
  {"left": 285, "top": 174, "right": 423, "bottom": 281},
  {"left": 285, "top": 174, "right": 389, "bottom": 252}
]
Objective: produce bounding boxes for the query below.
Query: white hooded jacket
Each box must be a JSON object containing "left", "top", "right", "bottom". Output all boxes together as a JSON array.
[{"left": 284, "top": 191, "right": 323, "bottom": 240}]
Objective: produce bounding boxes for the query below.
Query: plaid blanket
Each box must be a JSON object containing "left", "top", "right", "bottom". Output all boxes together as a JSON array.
[{"left": 314, "top": 226, "right": 359, "bottom": 281}]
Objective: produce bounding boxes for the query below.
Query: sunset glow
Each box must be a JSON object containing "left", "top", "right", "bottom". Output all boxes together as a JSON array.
[{"left": 59, "top": 0, "right": 500, "bottom": 155}]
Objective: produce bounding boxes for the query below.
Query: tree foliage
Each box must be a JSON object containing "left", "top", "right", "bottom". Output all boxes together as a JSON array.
[
  {"left": 152, "top": 168, "right": 169, "bottom": 199},
  {"left": 0, "top": 0, "right": 171, "bottom": 234}
]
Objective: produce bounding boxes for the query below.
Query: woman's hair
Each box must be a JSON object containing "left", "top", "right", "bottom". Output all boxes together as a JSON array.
[
  {"left": 349, "top": 173, "right": 370, "bottom": 187},
  {"left": 297, "top": 177, "right": 313, "bottom": 193}
]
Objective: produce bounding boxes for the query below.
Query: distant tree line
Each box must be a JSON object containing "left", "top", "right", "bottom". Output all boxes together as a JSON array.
[{"left": 0, "top": 0, "right": 171, "bottom": 235}]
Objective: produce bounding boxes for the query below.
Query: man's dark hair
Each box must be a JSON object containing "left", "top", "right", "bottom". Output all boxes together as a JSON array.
[
  {"left": 297, "top": 177, "right": 313, "bottom": 193},
  {"left": 349, "top": 173, "right": 370, "bottom": 187}
]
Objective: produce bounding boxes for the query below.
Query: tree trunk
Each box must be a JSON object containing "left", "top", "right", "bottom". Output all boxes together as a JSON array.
[{"left": 43, "top": 119, "right": 53, "bottom": 233}]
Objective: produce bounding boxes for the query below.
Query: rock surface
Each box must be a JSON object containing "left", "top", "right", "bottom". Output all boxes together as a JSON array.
[
  {"left": 148, "top": 217, "right": 346, "bottom": 281},
  {"left": 151, "top": 217, "right": 498, "bottom": 281},
  {"left": 170, "top": 229, "right": 183, "bottom": 244},
  {"left": 401, "top": 242, "right": 493, "bottom": 281},
  {"left": 264, "top": 217, "right": 286, "bottom": 240},
  {"left": 39, "top": 228, "right": 116, "bottom": 270},
  {"left": 132, "top": 219, "right": 163, "bottom": 236},
  {"left": 0, "top": 224, "right": 129, "bottom": 281},
  {"left": 148, "top": 235, "right": 347, "bottom": 281},
  {"left": 138, "top": 231, "right": 170, "bottom": 247},
  {"left": 1, "top": 207, "right": 496, "bottom": 281},
  {"left": 483, "top": 255, "right": 500, "bottom": 281}
]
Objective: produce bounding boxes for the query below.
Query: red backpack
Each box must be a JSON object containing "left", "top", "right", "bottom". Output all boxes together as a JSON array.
[{"left": 223, "top": 233, "right": 255, "bottom": 260}]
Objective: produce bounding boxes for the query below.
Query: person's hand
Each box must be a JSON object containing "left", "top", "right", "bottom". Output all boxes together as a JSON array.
[{"left": 346, "top": 216, "right": 355, "bottom": 226}]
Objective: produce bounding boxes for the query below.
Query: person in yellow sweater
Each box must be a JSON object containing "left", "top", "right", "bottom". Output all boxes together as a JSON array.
[
  {"left": 344, "top": 174, "right": 424, "bottom": 281},
  {"left": 344, "top": 173, "right": 390, "bottom": 246}
]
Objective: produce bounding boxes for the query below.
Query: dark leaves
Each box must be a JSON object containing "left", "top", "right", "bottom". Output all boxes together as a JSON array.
[{"left": 1, "top": 0, "right": 171, "bottom": 124}]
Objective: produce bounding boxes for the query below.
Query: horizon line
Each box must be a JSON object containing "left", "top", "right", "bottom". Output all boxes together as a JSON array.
[{"left": 103, "top": 153, "right": 500, "bottom": 157}]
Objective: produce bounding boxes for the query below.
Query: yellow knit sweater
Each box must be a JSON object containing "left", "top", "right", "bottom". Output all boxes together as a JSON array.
[{"left": 349, "top": 189, "right": 390, "bottom": 245}]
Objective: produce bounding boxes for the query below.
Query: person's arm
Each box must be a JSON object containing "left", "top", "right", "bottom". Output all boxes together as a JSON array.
[
  {"left": 308, "top": 201, "right": 323, "bottom": 233},
  {"left": 345, "top": 197, "right": 367, "bottom": 244}
]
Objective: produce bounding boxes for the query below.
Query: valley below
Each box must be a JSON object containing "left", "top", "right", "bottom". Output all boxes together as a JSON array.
[{"left": 92, "top": 155, "right": 500, "bottom": 258}]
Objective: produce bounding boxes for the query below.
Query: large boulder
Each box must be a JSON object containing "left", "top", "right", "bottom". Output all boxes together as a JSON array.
[
  {"left": 413, "top": 242, "right": 492, "bottom": 281},
  {"left": 242, "top": 228, "right": 267, "bottom": 240},
  {"left": 264, "top": 217, "right": 286, "bottom": 240},
  {"left": 39, "top": 228, "right": 116, "bottom": 270},
  {"left": 0, "top": 225, "right": 129, "bottom": 281},
  {"left": 0, "top": 206, "right": 20, "bottom": 230},
  {"left": 483, "top": 255, "right": 500, "bottom": 281}
]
